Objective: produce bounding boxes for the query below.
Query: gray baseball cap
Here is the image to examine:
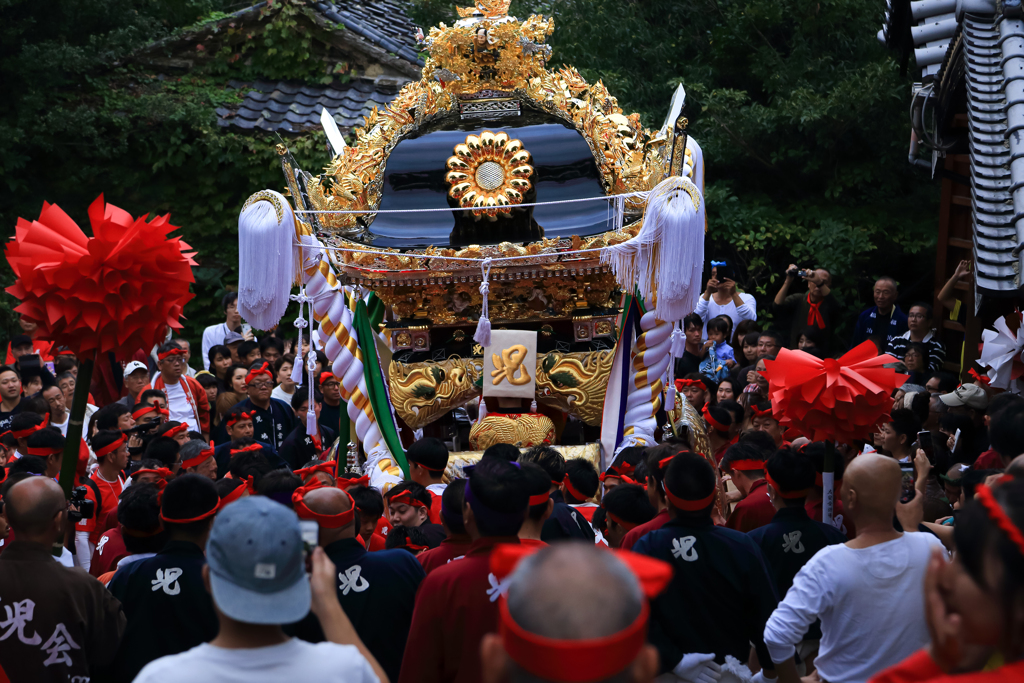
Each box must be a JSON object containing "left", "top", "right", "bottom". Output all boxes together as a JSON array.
[{"left": 206, "top": 496, "right": 310, "bottom": 625}]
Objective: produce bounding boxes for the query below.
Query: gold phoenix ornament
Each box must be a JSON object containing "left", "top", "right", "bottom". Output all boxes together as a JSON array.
[{"left": 446, "top": 131, "right": 533, "bottom": 219}]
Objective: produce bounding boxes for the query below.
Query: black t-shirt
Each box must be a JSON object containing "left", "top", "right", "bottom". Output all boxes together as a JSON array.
[
  {"left": 674, "top": 352, "right": 701, "bottom": 379},
  {"left": 0, "top": 399, "right": 22, "bottom": 433}
]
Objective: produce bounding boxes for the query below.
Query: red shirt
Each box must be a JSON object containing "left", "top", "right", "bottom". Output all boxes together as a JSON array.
[
  {"left": 364, "top": 533, "right": 387, "bottom": 552},
  {"left": 620, "top": 509, "right": 669, "bottom": 551},
  {"left": 518, "top": 538, "right": 548, "bottom": 548},
  {"left": 417, "top": 535, "right": 473, "bottom": 576},
  {"left": 973, "top": 449, "right": 1004, "bottom": 470},
  {"left": 400, "top": 536, "right": 520, "bottom": 683},
  {"left": 726, "top": 478, "right": 775, "bottom": 533},
  {"left": 375, "top": 516, "right": 391, "bottom": 539},
  {"left": 569, "top": 503, "right": 599, "bottom": 522},
  {"left": 428, "top": 489, "right": 444, "bottom": 524},
  {"left": 89, "top": 527, "right": 128, "bottom": 578},
  {"left": 869, "top": 648, "right": 1024, "bottom": 683},
  {"left": 88, "top": 472, "right": 124, "bottom": 544}
]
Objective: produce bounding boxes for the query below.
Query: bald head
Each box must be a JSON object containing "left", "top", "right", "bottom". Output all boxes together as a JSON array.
[
  {"left": 1007, "top": 454, "right": 1024, "bottom": 480},
  {"left": 842, "top": 453, "right": 902, "bottom": 523},
  {"left": 507, "top": 542, "right": 642, "bottom": 641},
  {"left": 304, "top": 486, "right": 356, "bottom": 543},
  {"left": 6, "top": 477, "right": 65, "bottom": 540}
]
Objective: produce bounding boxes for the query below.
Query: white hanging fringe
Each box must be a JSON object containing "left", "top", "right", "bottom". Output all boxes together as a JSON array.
[
  {"left": 237, "top": 190, "right": 297, "bottom": 330},
  {"left": 600, "top": 176, "right": 705, "bottom": 322},
  {"left": 290, "top": 288, "right": 309, "bottom": 385},
  {"left": 473, "top": 258, "right": 494, "bottom": 348},
  {"left": 666, "top": 320, "right": 685, "bottom": 409},
  {"left": 305, "top": 296, "right": 318, "bottom": 436}
]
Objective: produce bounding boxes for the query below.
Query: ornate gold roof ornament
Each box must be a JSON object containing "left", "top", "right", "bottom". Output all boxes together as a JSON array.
[
  {"left": 446, "top": 131, "right": 533, "bottom": 219},
  {"left": 456, "top": 0, "right": 512, "bottom": 19}
]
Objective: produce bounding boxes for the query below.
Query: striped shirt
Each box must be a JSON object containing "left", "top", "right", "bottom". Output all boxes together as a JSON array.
[{"left": 885, "top": 330, "right": 945, "bottom": 372}]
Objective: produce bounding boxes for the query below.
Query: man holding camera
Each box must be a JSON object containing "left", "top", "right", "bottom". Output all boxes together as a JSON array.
[{"left": 773, "top": 264, "right": 839, "bottom": 355}]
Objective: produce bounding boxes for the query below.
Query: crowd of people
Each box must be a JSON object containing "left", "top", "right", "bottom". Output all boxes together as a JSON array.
[{"left": 0, "top": 262, "right": 1023, "bottom": 683}]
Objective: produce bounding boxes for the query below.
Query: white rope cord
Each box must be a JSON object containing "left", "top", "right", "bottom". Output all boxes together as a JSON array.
[{"left": 294, "top": 191, "right": 650, "bottom": 215}]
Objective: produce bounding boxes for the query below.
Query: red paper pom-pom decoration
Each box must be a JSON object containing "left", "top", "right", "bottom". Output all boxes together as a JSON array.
[
  {"left": 760, "top": 342, "right": 908, "bottom": 445},
  {"left": 5, "top": 195, "right": 196, "bottom": 360}
]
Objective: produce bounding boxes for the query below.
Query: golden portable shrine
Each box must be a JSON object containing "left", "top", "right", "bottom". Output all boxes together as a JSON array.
[{"left": 237, "top": 0, "right": 712, "bottom": 488}]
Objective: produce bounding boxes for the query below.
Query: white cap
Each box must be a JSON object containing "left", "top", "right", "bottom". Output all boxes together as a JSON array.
[{"left": 124, "top": 361, "right": 148, "bottom": 378}]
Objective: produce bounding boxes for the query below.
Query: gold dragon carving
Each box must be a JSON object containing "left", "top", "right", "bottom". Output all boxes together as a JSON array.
[
  {"left": 389, "top": 357, "right": 483, "bottom": 429},
  {"left": 388, "top": 350, "right": 614, "bottom": 430},
  {"left": 469, "top": 412, "right": 556, "bottom": 450},
  {"left": 535, "top": 350, "right": 614, "bottom": 427}
]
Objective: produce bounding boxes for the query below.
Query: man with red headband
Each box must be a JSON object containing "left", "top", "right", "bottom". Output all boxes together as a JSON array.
[
  {"left": 479, "top": 543, "right": 666, "bottom": 683},
  {"left": 602, "top": 483, "right": 657, "bottom": 549},
  {"left": 213, "top": 407, "right": 286, "bottom": 477},
  {"left": 703, "top": 404, "right": 734, "bottom": 464},
  {"left": 386, "top": 481, "right": 446, "bottom": 547},
  {"left": 519, "top": 445, "right": 595, "bottom": 544},
  {"left": 291, "top": 484, "right": 425, "bottom": 682},
  {"left": 600, "top": 446, "right": 646, "bottom": 494},
  {"left": 750, "top": 400, "right": 785, "bottom": 449},
  {"left": 9, "top": 411, "right": 48, "bottom": 462},
  {"left": 748, "top": 447, "right": 847, "bottom": 671},
  {"left": 227, "top": 360, "right": 295, "bottom": 450},
  {"left": 75, "top": 430, "right": 129, "bottom": 569},
  {"left": 633, "top": 451, "right": 790, "bottom": 682},
  {"left": 400, "top": 456, "right": 529, "bottom": 683},
  {"left": 144, "top": 342, "right": 209, "bottom": 437},
  {"left": 107, "top": 474, "right": 220, "bottom": 683},
  {"left": 179, "top": 439, "right": 217, "bottom": 480},
  {"left": 406, "top": 437, "right": 450, "bottom": 522},
  {"left": 620, "top": 444, "right": 685, "bottom": 551},
  {"left": 559, "top": 459, "right": 603, "bottom": 542},
  {"left": 722, "top": 442, "right": 776, "bottom": 533},
  {"left": 318, "top": 372, "right": 342, "bottom": 437}
]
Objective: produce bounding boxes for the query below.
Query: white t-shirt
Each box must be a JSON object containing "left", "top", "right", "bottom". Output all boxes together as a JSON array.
[
  {"left": 694, "top": 293, "right": 757, "bottom": 337},
  {"left": 164, "top": 379, "right": 197, "bottom": 432},
  {"left": 201, "top": 323, "right": 231, "bottom": 370},
  {"left": 764, "top": 532, "right": 944, "bottom": 683},
  {"left": 134, "top": 638, "right": 378, "bottom": 683},
  {"left": 271, "top": 384, "right": 295, "bottom": 404},
  {"left": 52, "top": 413, "right": 70, "bottom": 436}
]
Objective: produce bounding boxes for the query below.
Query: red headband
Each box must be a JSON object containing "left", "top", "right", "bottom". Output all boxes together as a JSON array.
[
  {"left": 319, "top": 372, "right": 339, "bottom": 386},
  {"left": 702, "top": 406, "right": 730, "bottom": 433},
  {"left": 182, "top": 442, "right": 215, "bottom": 470},
  {"left": 969, "top": 368, "right": 991, "bottom": 386},
  {"left": 406, "top": 542, "right": 429, "bottom": 552},
  {"left": 529, "top": 492, "right": 550, "bottom": 507},
  {"left": 764, "top": 471, "right": 809, "bottom": 499},
  {"left": 658, "top": 455, "right": 675, "bottom": 471},
  {"left": 727, "top": 459, "right": 765, "bottom": 472},
  {"left": 390, "top": 490, "right": 427, "bottom": 509},
  {"left": 606, "top": 511, "right": 640, "bottom": 531},
  {"left": 662, "top": 481, "right": 716, "bottom": 511},
  {"left": 562, "top": 475, "right": 590, "bottom": 503},
  {"left": 337, "top": 474, "right": 370, "bottom": 490},
  {"left": 245, "top": 362, "right": 273, "bottom": 385},
  {"left": 26, "top": 446, "right": 62, "bottom": 457},
  {"left": 230, "top": 443, "right": 262, "bottom": 456},
  {"left": 292, "top": 485, "right": 356, "bottom": 528},
  {"left": 132, "top": 404, "right": 168, "bottom": 420},
  {"left": 160, "top": 501, "right": 218, "bottom": 524},
  {"left": 499, "top": 596, "right": 647, "bottom": 683},
  {"left": 217, "top": 481, "right": 248, "bottom": 509},
  {"left": 133, "top": 468, "right": 174, "bottom": 490},
  {"left": 162, "top": 423, "right": 188, "bottom": 439},
  {"left": 295, "top": 461, "right": 338, "bottom": 482},
  {"left": 11, "top": 417, "right": 49, "bottom": 439},
  {"left": 675, "top": 378, "right": 706, "bottom": 391},
  {"left": 157, "top": 347, "right": 186, "bottom": 360},
  {"left": 94, "top": 434, "right": 126, "bottom": 458},
  {"left": 750, "top": 404, "right": 774, "bottom": 418},
  {"left": 975, "top": 485, "right": 1024, "bottom": 557},
  {"left": 226, "top": 411, "right": 254, "bottom": 428}
]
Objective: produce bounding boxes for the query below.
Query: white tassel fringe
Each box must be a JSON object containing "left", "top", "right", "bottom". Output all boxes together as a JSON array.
[
  {"left": 237, "top": 190, "right": 297, "bottom": 331},
  {"left": 473, "top": 258, "right": 494, "bottom": 348}
]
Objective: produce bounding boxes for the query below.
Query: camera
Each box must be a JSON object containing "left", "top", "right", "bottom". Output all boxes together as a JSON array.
[
  {"left": 787, "top": 268, "right": 811, "bottom": 279},
  {"left": 68, "top": 486, "right": 95, "bottom": 522}
]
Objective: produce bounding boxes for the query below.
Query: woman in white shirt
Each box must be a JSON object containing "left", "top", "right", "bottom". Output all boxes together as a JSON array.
[
  {"left": 271, "top": 354, "right": 297, "bottom": 404},
  {"left": 694, "top": 271, "right": 757, "bottom": 337}
]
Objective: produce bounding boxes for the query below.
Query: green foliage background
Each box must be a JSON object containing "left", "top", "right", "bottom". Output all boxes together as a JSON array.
[{"left": 0, "top": 0, "right": 935, "bottom": 353}]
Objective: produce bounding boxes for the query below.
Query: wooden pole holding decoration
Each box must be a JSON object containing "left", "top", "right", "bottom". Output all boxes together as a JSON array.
[
  {"left": 822, "top": 440, "right": 835, "bottom": 526},
  {"left": 58, "top": 354, "right": 95, "bottom": 498}
]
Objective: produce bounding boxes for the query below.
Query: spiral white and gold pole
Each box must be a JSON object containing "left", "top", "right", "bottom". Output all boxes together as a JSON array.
[
  {"left": 620, "top": 311, "right": 673, "bottom": 446},
  {"left": 294, "top": 222, "right": 386, "bottom": 458}
]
